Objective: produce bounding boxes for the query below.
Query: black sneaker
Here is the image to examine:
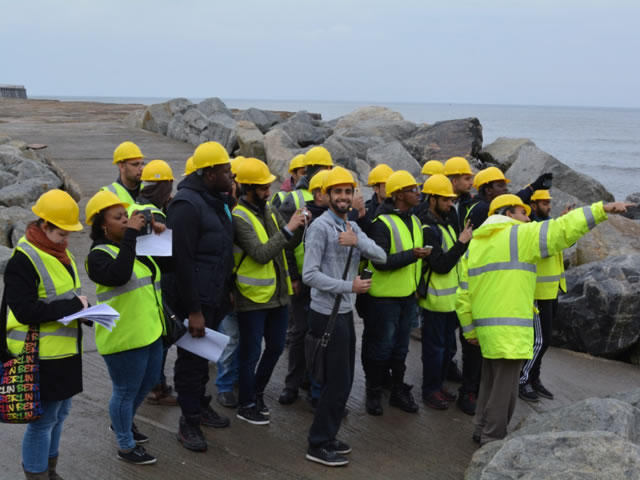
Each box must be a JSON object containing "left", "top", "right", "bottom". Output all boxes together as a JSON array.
[
  {"left": 306, "top": 446, "right": 349, "bottom": 467},
  {"left": 117, "top": 445, "right": 157, "bottom": 465},
  {"left": 532, "top": 381, "right": 554, "bottom": 400},
  {"left": 109, "top": 423, "right": 149, "bottom": 444},
  {"left": 519, "top": 383, "right": 540, "bottom": 402},
  {"left": 217, "top": 391, "right": 238, "bottom": 408},
  {"left": 177, "top": 415, "right": 207, "bottom": 452},
  {"left": 278, "top": 388, "right": 298, "bottom": 405},
  {"left": 237, "top": 406, "right": 270, "bottom": 425},
  {"left": 422, "top": 391, "right": 448, "bottom": 410},
  {"left": 328, "top": 439, "right": 352, "bottom": 454},
  {"left": 389, "top": 383, "right": 419, "bottom": 413},
  {"left": 456, "top": 392, "right": 477, "bottom": 415},
  {"left": 255, "top": 394, "right": 270, "bottom": 416},
  {"left": 201, "top": 398, "right": 231, "bottom": 428},
  {"left": 441, "top": 388, "right": 457, "bottom": 402}
]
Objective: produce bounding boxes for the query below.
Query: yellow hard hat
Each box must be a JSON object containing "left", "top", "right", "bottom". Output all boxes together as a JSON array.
[
  {"left": 230, "top": 156, "right": 246, "bottom": 176},
  {"left": 422, "top": 174, "right": 457, "bottom": 197},
  {"left": 322, "top": 166, "right": 356, "bottom": 193},
  {"left": 531, "top": 190, "right": 552, "bottom": 201},
  {"left": 288, "top": 154, "right": 306, "bottom": 173},
  {"left": 309, "top": 170, "right": 330, "bottom": 192},
  {"left": 192, "top": 141, "right": 230, "bottom": 170},
  {"left": 488, "top": 194, "right": 531, "bottom": 216},
  {"left": 141, "top": 159, "right": 174, "bottom": 181},
  {"left": 473, "top": 166, "right": 510, "bottom": 189},
  {"left": 305, "top": 146, "right": 334, "bottom": 167},
  {"left": 85, "top": 190, "right": 130, "bottom": 226},
  {"left": 31, "top": 189, "right": 83, "bottom": 231},
  {"left": 386, "top": 170, "right": 419, "bottom": 196},
  {"left": 113, "top": 141, "right": 144, "bottom": 164},
  {"left": 235, "top": 157, "right": 276, "bottom": 185},
  {"left": 421, "top": 160, "right": 444, "bottom": 176},
  {"left": 183, "top": 156, "right": 195, "bottom": 176},
  {"left": 367, "top": 164, "right": 394, "bottom": 186},
  {"left": 443, "top": 156, "right": 472, "bottom": 176}
]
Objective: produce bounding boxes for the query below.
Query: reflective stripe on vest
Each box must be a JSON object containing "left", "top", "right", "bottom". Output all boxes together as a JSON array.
[
  {"left": 269, "top": 191, "right": 286, "bottom": 206},
  {"left": 127, "top": 202, "right": 166, "bottom": 219},
  {"left": 535, "top": 251, "right": 566, "bottom": 299},
  {"left": 6, "top": 238, "right": 82, "bottom": 360},
  {"left": 103, "top": 182, "right": 136, "bottom": 205},
  {"left": 474, "top": 317, "right": 533, "bottom": 328},
  {"left": 91, "top": 244, "right": 163, "bottom": 355},
  {"left": 233, "top": 205, "right": 293, "bottom": 303},
  {"left": 468, "top": 225, "right": 536, "bottom": 277},
  {"left": 368, "top": 214, "right": 423, "bottom": 298},
  {"left": 290, "top": 189, "right": 313, "bottom": 272},
  {"left": 419, "top": 223, "right": 460, "bottom": 312}
]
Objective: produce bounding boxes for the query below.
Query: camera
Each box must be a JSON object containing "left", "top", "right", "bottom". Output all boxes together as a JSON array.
[{"left": 360, "top": 268, "right": 373, "bottom": 280}]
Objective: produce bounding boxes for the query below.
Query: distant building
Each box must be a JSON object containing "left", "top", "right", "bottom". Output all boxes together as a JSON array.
[{"left": 0, "top": 85, "right": 27, "bottom": 99}]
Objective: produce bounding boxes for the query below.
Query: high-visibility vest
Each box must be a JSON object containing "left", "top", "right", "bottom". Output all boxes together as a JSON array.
[
  {"left": 368, "top": 214, "right": 423, "bottom": 298},
  {"left": 6, "top": 238, "right": 82, "bottom": 360},
  {"left": 289, "top": 189, "right": 313, "bottom": 273},
  {"left": 535, "top": 252, "right": 566, "bottom": 300},
  {"left": 127, "top": 202, "right": 165, "bottom": 219},
  {"left": 91, "top": 244, "right": 163, "bottom": 355},
  {"left": 456, "top": 203, "right": 606, "bottom": 360},
  {"left": 232, "top": 205, "right": 293, "bottom": 303},
  {"left": 102, "top": 182, "right": 136, "bottom": 205},
  {"left": 269, "top": 191, "right": 287, "bottom": 206},
  {"left": 419, "top": 223, "right": 460, "bottom": 312}
]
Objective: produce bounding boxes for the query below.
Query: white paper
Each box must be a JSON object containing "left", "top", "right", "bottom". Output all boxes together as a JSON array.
[
  {"left": 136, "top": 229, "right": 172, "bottom": 256},
  {"left": 58, "top": 304, "right": 120, "bottom": 331},
  {"left": 175, "top": 320, "right": 230, "bottom": 363}
]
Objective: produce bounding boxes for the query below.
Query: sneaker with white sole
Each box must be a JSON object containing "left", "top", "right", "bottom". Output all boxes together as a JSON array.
[
  {"left": 306, "top": 446, "right": 349, "bottom": 467},
  {"left": 117, "top": 445, "right": 157, "bottom": 465},
  {"left": 109, "top": 423, "right": 149, "bottom": 444},
  {"left": 237, "top": 406, "right": 269, "bottom": 425}
]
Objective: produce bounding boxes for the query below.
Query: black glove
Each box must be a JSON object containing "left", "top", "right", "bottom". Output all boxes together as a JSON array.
[{"left": 530, "top": 173, "right": 553, "bottom": 191}]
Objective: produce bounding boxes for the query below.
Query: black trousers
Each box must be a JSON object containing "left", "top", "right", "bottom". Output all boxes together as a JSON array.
[
  {"left": 284, "top": 288, "right": 310, "bottom": 391},
  {"left": 520, "top": 298, "right": 557, "bottom": 384},
  {"left": 307, "top": 309, "right": 355, "bottom": 448},
  {"left": 174, "top": 304, "right": 225, "bottom": 416},
  {"left": 459, "top": 327, "right": 482, "bottom": 394}
]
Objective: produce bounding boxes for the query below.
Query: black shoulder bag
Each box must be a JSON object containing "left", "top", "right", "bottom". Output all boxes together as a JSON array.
[{"left": 304, "top": 246, "right": 354, "bottom": 385}]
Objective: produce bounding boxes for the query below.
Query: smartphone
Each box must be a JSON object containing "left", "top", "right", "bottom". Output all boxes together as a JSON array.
[{"left": 360, "top": 268, "right": 373, "bottom": 280}]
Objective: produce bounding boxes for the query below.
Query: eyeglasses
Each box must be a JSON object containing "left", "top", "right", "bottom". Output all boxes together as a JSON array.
[{"left": 400, "top": 186, "right": 420, "bottom": 194}]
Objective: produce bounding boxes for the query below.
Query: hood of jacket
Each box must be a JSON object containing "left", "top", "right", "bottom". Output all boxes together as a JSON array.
[{"left": 474, "top": 214, "right": 522, "bottom": 239}]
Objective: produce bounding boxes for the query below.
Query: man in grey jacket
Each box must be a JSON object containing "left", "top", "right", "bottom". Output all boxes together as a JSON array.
[{"left": 302, "top": 167, "right": 386, "bottom": 467}]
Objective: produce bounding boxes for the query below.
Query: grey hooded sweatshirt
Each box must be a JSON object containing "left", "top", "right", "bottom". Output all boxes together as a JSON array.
[{"left": 302, "top": 209, "right": 386, "bottom": 315}]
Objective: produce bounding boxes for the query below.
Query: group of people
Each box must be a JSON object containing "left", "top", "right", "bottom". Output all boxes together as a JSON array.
[{"left": 2, "top": 138, "right": 631, "bottom": 477}]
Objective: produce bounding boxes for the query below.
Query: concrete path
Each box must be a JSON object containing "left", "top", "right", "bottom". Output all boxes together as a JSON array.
[{"left": 1, "top": 99, "right": 639, "bottom": 479}]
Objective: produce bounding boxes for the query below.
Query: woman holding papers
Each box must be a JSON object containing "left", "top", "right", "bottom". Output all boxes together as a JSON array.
[
  {"left": 84, "top": 190, "right": 165, "bottom": 466},
  {"left": 2, "top": 190, "right": 88, "bottom": 480}
]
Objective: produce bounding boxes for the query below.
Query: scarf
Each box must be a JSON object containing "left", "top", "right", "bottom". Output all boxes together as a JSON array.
[{"left": 25, "top": 223, "right": 71, "bottom": 266}]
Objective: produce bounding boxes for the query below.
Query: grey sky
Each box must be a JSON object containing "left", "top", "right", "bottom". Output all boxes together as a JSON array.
[{"left": 2, "top": 0, "right": 638, "bottom": 107}]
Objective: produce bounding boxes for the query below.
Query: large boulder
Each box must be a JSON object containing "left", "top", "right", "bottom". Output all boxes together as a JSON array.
[
  {"left": 236, "top": 121, "right": 266, "bottom": 161},
  {"left": 466, "top": 394, "right": 640, "bottom": 479},
  {"left": 168, "top": 97, "right": 195, "bottom": 115},
  {"left": 571, "top": 215, "right": 640, "bottom": 267},
  {"left": 402, "top": 118, "right": 483, "bottom": 164},
  {"left": 478, "top": 137, "right": 535, "bottom": 170},
  {"left": 554, "top": 254, "right": 640, "bottom": 357},
  {"left": 278, "top": 112, "right": 332, "bottom": 147},
  {"left": 197, "top": 97, "right": 233, "bottom": 118},
  {"left": 335, "top": 117, "right": 417, "bottom": 143},
  {"left": 333, "top": 106, "right": 404, "bottom": 131},
  {"left": 505, "top": 143, "right": 614, "bottom": 204},
  {"left": 141, "top": 102, "right": 172, "bottom": 135},
  {"left": 366, "top": 142, "right": 421, "bottom": 177},
  {"left": 0, "top": 177, "right": 62, "bottom": 208},
  {"left": 263, "top": 128, "right": 304, "bottom": 180},
  {"left": 237, "top": 108, "right": 282, "bottom": 134},
  {"left": 123, "top": 109, "right": 144, "bottom": 129},
  {"left": 166, "top": 114, "right": 188, "bottom": 143},
  {"left": 0, "top": 206, "right": 35, "bottom": 247},
  {"left": 623, "top": 192, "right": 640, "bottom": 220},
  {"left": 204, "top": 112, "right": 237, "bottom": 152},
  {"left": 322, "top": 135, "right": 385, "bottom": 172},
  {"left": 0, "top": 244, "right": 12, "bottom": 273}
]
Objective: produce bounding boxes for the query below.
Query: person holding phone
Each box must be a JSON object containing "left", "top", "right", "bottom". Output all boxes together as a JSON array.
[
  {"left": 417, "top": 175, "right": 473, "bottom": 410},
  {"left": 361, "top": 170, "right": 430, "bottom": 416}
]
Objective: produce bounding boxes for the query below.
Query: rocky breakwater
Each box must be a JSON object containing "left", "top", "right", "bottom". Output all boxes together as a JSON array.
[
  {"left": 466, "top": 389, "right": 640, "bottom": 479},
  {"left": 0, "top": 136, "right": 75, "bottom": 272},
  {"left": 129, "top": 97, "right": 484, "bottom": 188}
]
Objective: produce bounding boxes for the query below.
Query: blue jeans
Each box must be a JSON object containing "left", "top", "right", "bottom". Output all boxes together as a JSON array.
[
  {"left": 216, "top": 312, "right": 240, "bottom": 393},
  {"left": 421, "top": 309, "right": 458, "bottom": 396},
  {"left": 237, "top": 305, "right": 288, "bottom": 407},
  {"left": 361, "top": 295, "right": 416, "bottom": 387},
  {"left": 103, "top": 339, "right": 162, "bottom": 450},
  {"left": 22, "top": 398, "right": 72, "bottom": 473}
]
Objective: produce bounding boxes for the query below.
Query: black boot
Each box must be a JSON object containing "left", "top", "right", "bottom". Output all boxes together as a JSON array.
[
  {"left": 365, "top": 386, "right": 383, "bottom": 416},
  {"left": 177, "top": 415, "right": 207, "bottom": 452},
  {"left": 200, "top": 395, "right": 230, "bottom": 428},
  {"left": 389, "top": 383, "right": 419, "bottom": 413}
]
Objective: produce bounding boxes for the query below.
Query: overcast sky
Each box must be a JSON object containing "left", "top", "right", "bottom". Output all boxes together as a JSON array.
[{"left": 2, "top": 0, "right": 638, "bottom": 108}]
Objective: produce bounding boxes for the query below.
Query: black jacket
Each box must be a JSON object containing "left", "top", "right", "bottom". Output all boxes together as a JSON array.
[
  {"left": 359, "top": 193, "right": 381, "bottom": 236},
  {"left": 166, "top": 174, "right": 235, "bottom": 319},
  {"left": 421, "top": 209, "right": 468, "bottom": 275},
  {"left": 467, "top": 186, "right": 534, "bottom": 230},
  {"left": 444, "top": 192, "right": 475, "bottom": 235},
  {"left": 369, "top": 198, "right": 421, "bottom": 271}
]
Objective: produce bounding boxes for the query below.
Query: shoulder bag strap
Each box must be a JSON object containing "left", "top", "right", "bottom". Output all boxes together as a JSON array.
[{"left": 320, "top": 245, "right": 354, "bottom": 345}]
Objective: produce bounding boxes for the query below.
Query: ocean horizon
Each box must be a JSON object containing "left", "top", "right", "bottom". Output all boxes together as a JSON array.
[{"left": 30, "top": 95, "right": 640, "bottom": 201}]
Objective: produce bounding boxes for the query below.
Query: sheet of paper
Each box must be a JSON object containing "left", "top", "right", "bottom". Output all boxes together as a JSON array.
[
  {"left": 136, "top": 229, "right": 172, "bottom": 256},
  {"left": 58, "top": 304, "right": 120, "bottom": 331},
  {"left": 175, "top": 320, "right": 230, "bottom": 363}
]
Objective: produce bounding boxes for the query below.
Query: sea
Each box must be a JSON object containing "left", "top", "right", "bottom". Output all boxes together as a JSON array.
[{"left": 33, "top": 95, "right": 640, "bottom": 201}]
